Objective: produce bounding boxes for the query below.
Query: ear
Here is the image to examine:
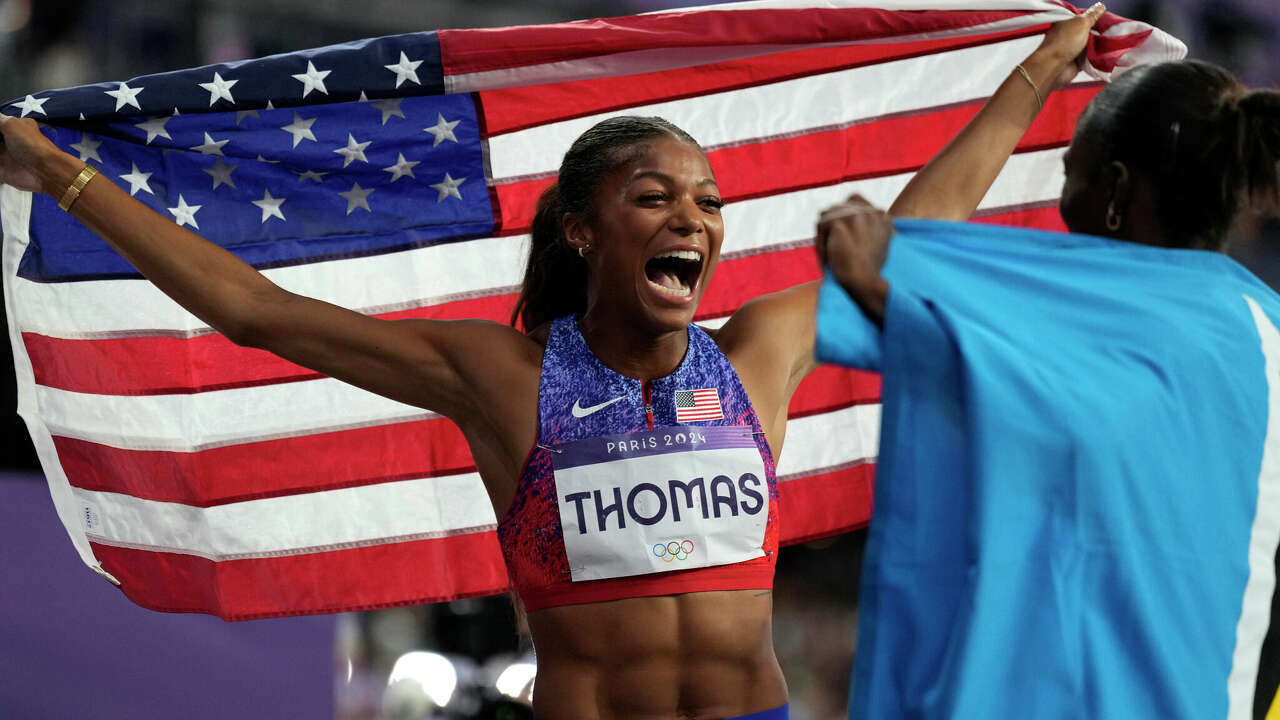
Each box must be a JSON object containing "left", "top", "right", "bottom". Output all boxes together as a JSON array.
[
  {"left": 562, "top": 213, "right": 594, "bottom": 253},
  {"left": 1106, "top": 160, "right": 1132, "bottom": 211}
]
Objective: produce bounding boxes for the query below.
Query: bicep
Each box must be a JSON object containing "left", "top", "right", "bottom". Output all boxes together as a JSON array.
[{"left": 244, "top": 288, "right": 531, "bottom": 421}]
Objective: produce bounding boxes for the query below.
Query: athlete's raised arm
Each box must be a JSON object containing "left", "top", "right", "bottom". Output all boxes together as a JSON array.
[
  {"left": 889, "top": 3, "right": 1105, "bottom": 220},
  {"left": 0, "top": 116, "right": 536, "bottom": 429}
]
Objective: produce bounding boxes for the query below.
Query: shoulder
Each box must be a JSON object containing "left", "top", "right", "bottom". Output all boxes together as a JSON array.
[{"left": 711, "top": 281, "right": 819, "bottom": 357}]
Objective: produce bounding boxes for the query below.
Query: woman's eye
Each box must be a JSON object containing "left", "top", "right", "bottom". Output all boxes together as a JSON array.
[
  {"left": 700, "top": 198, "right": 724, "bottom": 211},
  {"left": 638, "top": 193, "right": 666, "bottom": 203}
]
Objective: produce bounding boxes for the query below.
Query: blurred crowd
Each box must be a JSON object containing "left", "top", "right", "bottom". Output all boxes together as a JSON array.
[{"left": 0, "top": 1, "right": 1276, "bottom": 718}]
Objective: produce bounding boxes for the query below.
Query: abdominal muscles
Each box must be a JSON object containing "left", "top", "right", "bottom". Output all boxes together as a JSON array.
[{"left": 526, "top": 589, "right": 786, "bottom": 720}]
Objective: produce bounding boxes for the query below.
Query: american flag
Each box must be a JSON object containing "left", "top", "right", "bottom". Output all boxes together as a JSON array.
[
  {"left": 1, "top": 1, "right": 1182, "bottom": 619},
  {"left": 675, "top": 388, "right": 725, "bottom": 423}
]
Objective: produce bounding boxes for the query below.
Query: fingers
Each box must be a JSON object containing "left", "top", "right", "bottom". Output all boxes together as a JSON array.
[
  {"left": 1082, "top": 2, "right": 1106, "bottom": 26},
  {"left": 814, "top": 195, "right": 891, "bottom": 269}
]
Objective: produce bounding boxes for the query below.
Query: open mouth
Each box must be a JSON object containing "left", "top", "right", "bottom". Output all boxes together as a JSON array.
[{"left": 644, "top": 249, "right": 703, "bottom": 299}]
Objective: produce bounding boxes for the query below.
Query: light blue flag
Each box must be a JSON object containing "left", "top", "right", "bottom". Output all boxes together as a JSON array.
[{"left": 816, "top": 219, "right": 1280, "bottom": 719}]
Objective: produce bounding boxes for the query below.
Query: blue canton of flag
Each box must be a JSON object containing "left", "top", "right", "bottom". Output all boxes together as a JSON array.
[{"left": 13, "top": 33, "right": 492, "bottom": 281}]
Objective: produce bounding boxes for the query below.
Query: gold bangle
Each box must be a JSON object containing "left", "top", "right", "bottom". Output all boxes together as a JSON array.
[
  {"left": 1014, "top": 63, "right": 1044, "bottom": 112},
  {"left": 57, "top": 164, "right": 99, "bottom": 212}
]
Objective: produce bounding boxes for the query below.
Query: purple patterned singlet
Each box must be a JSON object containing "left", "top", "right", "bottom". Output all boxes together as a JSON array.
[{"left": 498, "top": 315, "right": 780, "bottom": 611}]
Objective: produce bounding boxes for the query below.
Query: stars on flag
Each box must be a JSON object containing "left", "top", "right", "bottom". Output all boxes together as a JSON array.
[
  {"left": 334, "top": 134, "right": 371, "bottom": 167},
  {"left": 190, "top": 132, "right": 229, "bottom": 156},
  {"left": 120, "top": 164, "right": 154, "bottom": 196},
  {"left": 203, "top": 158, "right": 238, "bottom": 190},
  {"left": 424, "top": 113, "right": 460, "bottom": 147},
  {"left": 371, "top": 97, "right": 405, "bottom": 125},
  {"left": 105, "top": 82, "right": 144, "bottom": 112},
  {"left": 252, "top": 189, "right": 287, "bottom": 223},
  {"left": 30, "top": 67, "right": 476, "bottom": 249},
  {"left": 136, "top": 116, "right": 172, "bottom": 144},
  {"left": 382, "top": 153, "right": 419, "bottom": 182},
  {"left": 199, "top": 72, "right": 238, "bottom": 106},
  {"left": 338, "top": 182, "right": 375, "bottom": 215},
  {"left": 10, "top": 94, "right": 48, "bottom": 117},
  {"left": 168, "top": 195, "right": 202, "bottom": 229},
  {"left": 384, "top": 52, "right": 423, "bottom": 88},
  {"left": 281, "top": 112, "right": 318, "bottom": 148},
  {"left": 70, "top": 133, "right": 103, "bottom": 163},
  {"left": 292, "top": 61, "right": 331, "bottom": 98},
  {"left": 430, "top": 173, "right": 466, "bottom": 202}
]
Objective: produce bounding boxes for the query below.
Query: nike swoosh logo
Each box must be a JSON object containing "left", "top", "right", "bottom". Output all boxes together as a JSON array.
[{"left": 571, "top": 396, "right": 625, "bottom": 418}]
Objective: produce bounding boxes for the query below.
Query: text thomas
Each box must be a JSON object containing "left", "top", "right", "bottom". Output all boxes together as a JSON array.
[{"left": 564, "top": 473, "right": 765, "bottom": 534}]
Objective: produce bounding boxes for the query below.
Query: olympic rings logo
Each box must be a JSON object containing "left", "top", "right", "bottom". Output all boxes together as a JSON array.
[{"left": 652, "top": 539, "right": 695, "bottom": 562}]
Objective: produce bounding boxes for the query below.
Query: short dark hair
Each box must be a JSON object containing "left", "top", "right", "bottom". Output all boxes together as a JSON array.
[
  {"left": 511, "top": 116, "right": 701, "bottom": 331},
  {"left": 1077, "top": 59, "right": 1280, "bottom": 250}
]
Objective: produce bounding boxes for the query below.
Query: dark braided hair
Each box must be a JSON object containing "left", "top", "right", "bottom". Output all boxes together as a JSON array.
[
  {"left": 1075, "top": 60, "right": 1280, "bottom": 250},
  {"left": 511, "top": 116, "right": 701, "bottom": 331}
]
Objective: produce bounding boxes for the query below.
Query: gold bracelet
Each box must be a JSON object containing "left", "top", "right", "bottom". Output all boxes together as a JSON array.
[
  {"left": 57, "top": 164, "right": 99, "bottom": 212},
  {"left": 1014, "top": 63, "right": 1044, "bottom": 112}
]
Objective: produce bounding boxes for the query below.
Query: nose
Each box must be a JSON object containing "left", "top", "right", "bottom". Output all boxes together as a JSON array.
[{"left": 666, "top": 194, "right": 704, "bottom": 236}]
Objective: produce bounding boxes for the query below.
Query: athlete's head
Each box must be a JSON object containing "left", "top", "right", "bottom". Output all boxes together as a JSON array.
[
  {"left": 1060, "top": 59, "right": 1280, "bottom": 251},
  {"left": 513, "top": 116, "right": 722, "bottom": 333}
]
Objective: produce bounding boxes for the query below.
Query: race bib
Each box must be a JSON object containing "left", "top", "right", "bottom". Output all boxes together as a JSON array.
[{"left": 551, "top": 425, "right": 769, "bottom": 582}]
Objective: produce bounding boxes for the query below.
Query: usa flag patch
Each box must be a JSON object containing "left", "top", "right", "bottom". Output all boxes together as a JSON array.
[{"left": 675, "top": 388, "right": 724, "bottom": 423}]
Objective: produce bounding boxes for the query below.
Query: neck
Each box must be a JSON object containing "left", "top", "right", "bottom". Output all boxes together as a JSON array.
[{"left": 577, "top": 307, "right": 689, "bottom": 380}]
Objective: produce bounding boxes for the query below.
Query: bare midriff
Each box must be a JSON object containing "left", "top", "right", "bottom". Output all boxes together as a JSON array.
[{"left": 526, "top": 589, "right": 785, "bottom": 720}]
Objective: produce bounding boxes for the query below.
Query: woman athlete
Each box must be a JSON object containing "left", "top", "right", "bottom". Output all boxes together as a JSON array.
[{"left": 0, "top": 9, "right": 1101, "bottom": 719}]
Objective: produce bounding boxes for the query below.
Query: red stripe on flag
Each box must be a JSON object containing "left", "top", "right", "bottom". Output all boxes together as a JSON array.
[
  {"left": 477, "top": 27, "right": 1047, "bottom": 136},
  {"left": 91, "top": 531, "right": 510, "bottom": 620},
  {"left": 493, "top": 84, "right": 1100, "bottom": 235},
  {"left": 87, "top": 459, "right": 873, "bottom": 618},
  {"left": 51, "top": 369, "right": 877, "bottom": 507},
  {"left": 54, "top": 416, "right": 475, "bottom": 506},
  {"left": 439, "top": 8, "right": 1028, "bottom": 76},
  {"left": 28, "top": 200, "right": 1047, "bottom": 399},
  {"left": 24, "top": 291, "right": 519, "bottom": 396},
  {"left": 973, "top": 202, "right": 1067, "bottom": 232},
  {"left": 779, "top": 462, "right": 875, "bottom": 545}
]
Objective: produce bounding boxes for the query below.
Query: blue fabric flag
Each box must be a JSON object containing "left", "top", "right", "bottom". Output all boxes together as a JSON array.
[{"left": 817, "top": 219, "right": 1280, "bottom": 719}]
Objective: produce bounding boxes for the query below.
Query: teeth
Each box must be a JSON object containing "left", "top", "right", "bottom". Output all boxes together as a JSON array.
[
  {"left": 648, "top": 279, "right": 692, "bottom": 298},
  {"left": 654, "top": 249, "right": 702, "bottom": 262}
]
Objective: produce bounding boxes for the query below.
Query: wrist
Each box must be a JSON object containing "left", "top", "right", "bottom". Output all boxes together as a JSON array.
[{"left": 37, "top": 148, "right": 85, "bottom": 200}]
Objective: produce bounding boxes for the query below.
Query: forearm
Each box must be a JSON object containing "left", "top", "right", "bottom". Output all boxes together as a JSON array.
[
  {"left": 35, "top": 147, "right": 280, "bottom": 343},
  {"left": 890, "top": 44, "right": 1077, "bottom": 220}
]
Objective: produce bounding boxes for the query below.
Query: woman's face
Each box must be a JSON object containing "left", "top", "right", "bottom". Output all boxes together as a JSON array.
[{"left": 576, "top": 135, "right": 724, "bottom": 332}]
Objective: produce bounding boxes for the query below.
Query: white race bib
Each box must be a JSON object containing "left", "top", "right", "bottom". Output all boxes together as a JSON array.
[{"left": 551, "top": 425, "right": 769, "bottom": 582}]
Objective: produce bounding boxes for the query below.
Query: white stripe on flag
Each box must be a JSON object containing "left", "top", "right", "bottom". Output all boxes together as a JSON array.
[
  {"left": 76, "top": 470, "right": 496, "bottom": 560},
  {"left": 37, "top": 377, "right": 437, "bottom": 451},
  {"left": 12, "top": 148, "right": 1065, "bottom": 339},
  {"left": 487, "top": 35, "right": 1049, "bottom": 181},
  {"left": 73, "top": 403, "right": 880, "bottom": 558}
]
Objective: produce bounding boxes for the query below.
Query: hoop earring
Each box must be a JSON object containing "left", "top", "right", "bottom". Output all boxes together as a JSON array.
[
  {"left": 577, "top": 245, "right": 590, "bottom": 258},
  {"left": 1105, "top": 201, "right": 1122, "bottom": 232}
]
